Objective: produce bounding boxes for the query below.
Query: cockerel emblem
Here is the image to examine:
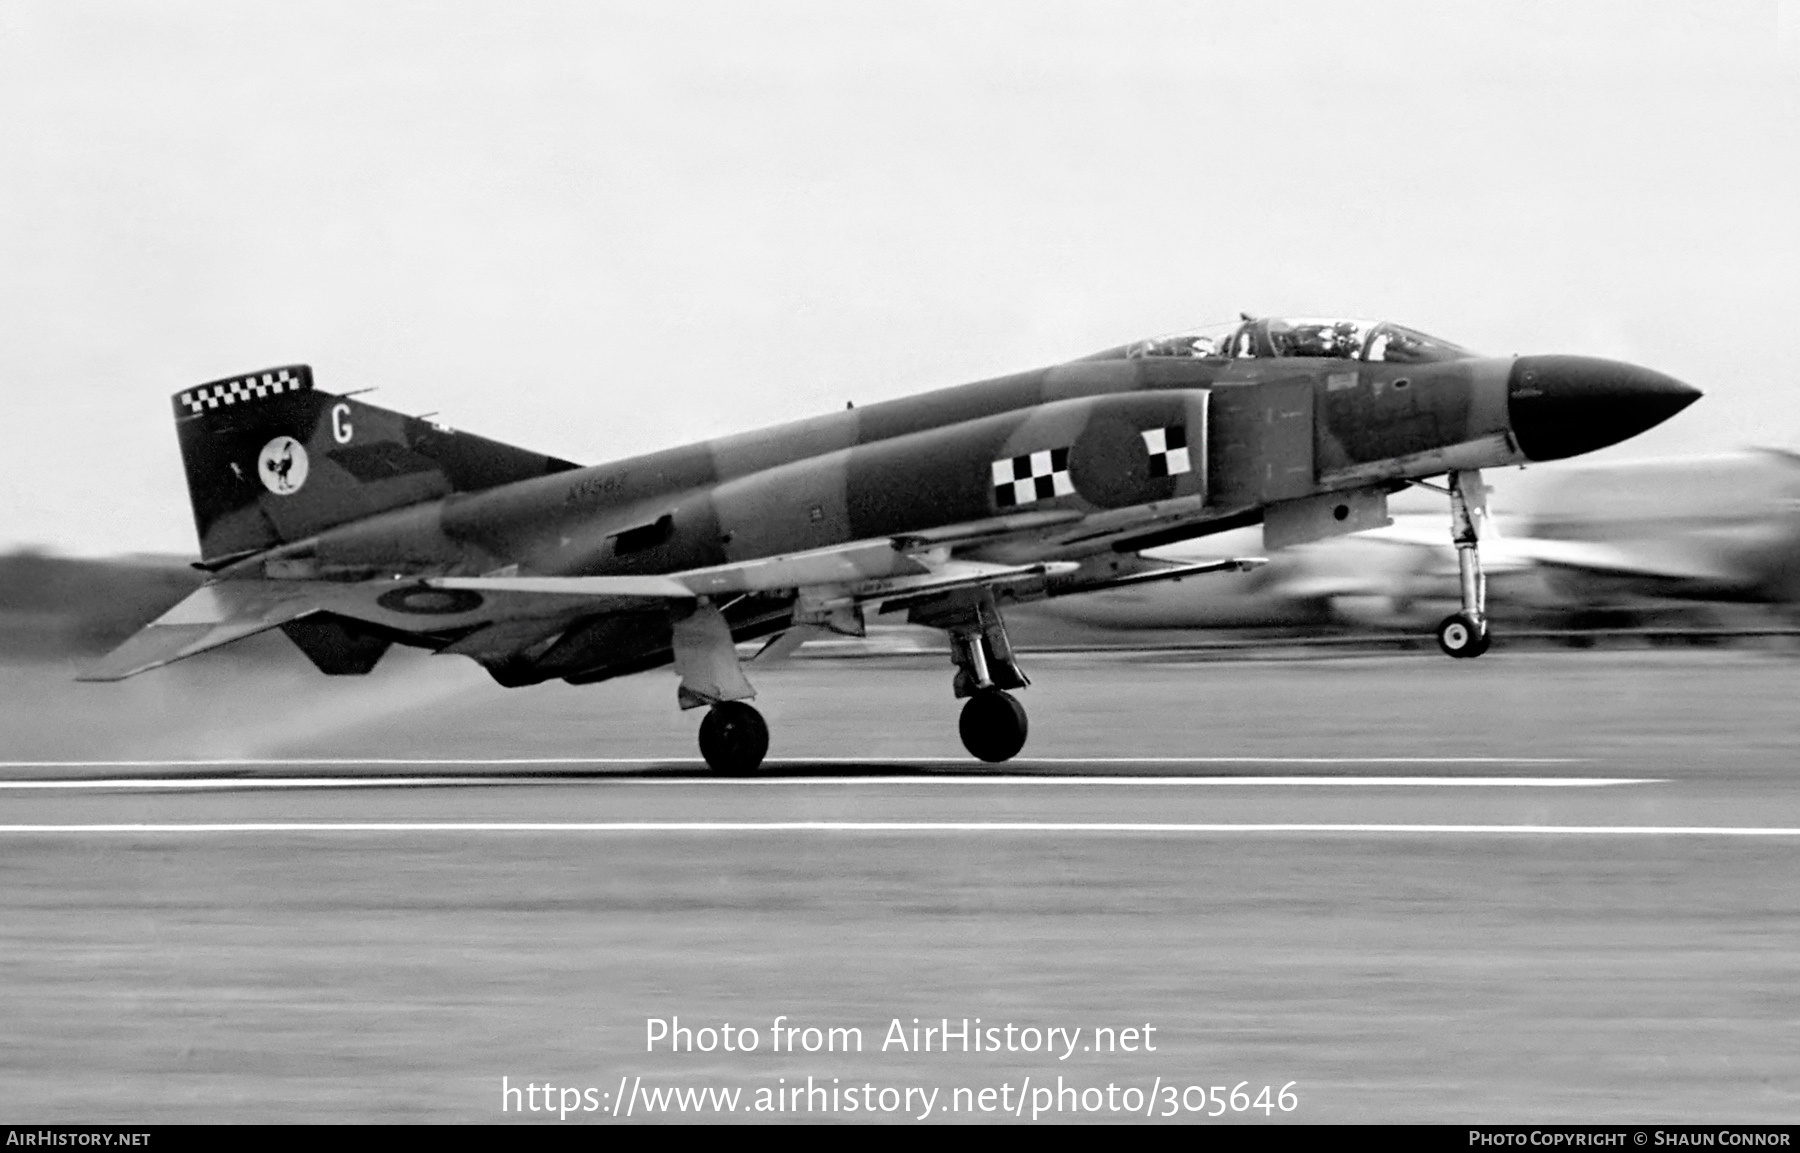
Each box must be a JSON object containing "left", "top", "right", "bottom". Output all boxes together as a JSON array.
[{"left": 257, "top": 436, "right": 309, "bottom": 495}]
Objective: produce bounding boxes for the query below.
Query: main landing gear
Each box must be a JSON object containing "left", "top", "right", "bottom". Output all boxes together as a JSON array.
[
  {"left": 942, "top": 591, "right": 1031, "bottom": 763},
  {"left": 699, "top": 700, "right": 769, "bottom": 775},
  {"left": 673, "top": 600, "right": 771, "bottom": 774},
  {"left": 1430, "top": 469, "right": 1492, "bottom": 659},
  {"left": 677, "top": 588, "right": 1038, "bottom": 772},
  {"left": 960, "top": 689, "right": 1028, "bottom": 763}
]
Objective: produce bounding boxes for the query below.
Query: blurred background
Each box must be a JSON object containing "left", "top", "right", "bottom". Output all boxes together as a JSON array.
[
  {"left": 0, "top": 1, "right": 1793, "bottom": 552},
  {"left": 1, "top": 0, "right": 1795, "bottom": 679}
]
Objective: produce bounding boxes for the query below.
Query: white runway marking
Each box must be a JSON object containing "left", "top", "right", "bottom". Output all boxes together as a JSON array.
[
  {"left": 0, "top": 756, "right": 1588, "bottom": 769},
  {"left": 0, "top": 775, "right": 1653, "bottom": 791},
  {"left": 0, "top": 822, "right": 1793, "bottom": 836}
]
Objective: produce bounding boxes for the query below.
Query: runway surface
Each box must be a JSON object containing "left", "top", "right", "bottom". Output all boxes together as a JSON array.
[
  {"left": 3, "top": 649, "right": 1798, "bottom": 1122},
  {"left": 0, "top": 763, "right": 1783, "bottom": 832}
]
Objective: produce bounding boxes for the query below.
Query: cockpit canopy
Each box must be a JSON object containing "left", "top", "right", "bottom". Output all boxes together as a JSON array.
[{"left": 1125, "top": 317, "right": 1473, "bottom": 364}]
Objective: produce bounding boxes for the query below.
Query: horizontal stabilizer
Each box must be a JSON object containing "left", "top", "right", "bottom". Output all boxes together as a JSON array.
[
  {"left": 77, "top": 583, "right": 317, "bottom": 681},
  {"left": 78, "top": 573, "right": 637, "bottom": 681}
]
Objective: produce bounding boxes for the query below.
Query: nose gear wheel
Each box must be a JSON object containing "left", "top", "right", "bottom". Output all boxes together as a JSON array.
[{"left": 1436, "top": 612, "right": 1491, "bottom": 659}]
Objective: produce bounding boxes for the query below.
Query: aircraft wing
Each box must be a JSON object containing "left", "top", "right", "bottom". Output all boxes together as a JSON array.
[
  {"left": 79, "top": 513, "right": 1102, "bottom": 680},
  {"left": 435, "top": 508, "right": 1265, "bottom": 609},
  {"left": 432, "top": 540, "right": 1077, "bottom": 610}
]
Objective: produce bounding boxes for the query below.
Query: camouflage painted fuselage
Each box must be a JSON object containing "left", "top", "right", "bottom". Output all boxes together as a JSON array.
[
  {"left": 181, "top": 337, "right": 1694, "bottom": 684},
  {"left": 260, "top": 355, "right": 1503, "bottom": 565}
]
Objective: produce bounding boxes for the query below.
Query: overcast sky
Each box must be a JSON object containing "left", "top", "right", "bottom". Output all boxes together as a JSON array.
[{"left": 1, "top": 1, "right": 1794, "bottom": 555}]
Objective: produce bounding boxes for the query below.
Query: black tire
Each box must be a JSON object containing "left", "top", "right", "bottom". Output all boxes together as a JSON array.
[
  {"left": 1436, "top": 612, "right": 1491, "bottom": 659},
  {"left": 698, "top": 701, "right": 769, "bottom": 774},
  {"left": 958, "top": 689, "right": 1028, "bottom": 763}
]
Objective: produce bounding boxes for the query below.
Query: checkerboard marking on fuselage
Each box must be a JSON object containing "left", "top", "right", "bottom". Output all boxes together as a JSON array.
[
  {"left": 992, "top": 447, "right": 1073, "bottom": 508},
  {"left": 1142, "top": 425, "right": 1191, "bottom": 478}
]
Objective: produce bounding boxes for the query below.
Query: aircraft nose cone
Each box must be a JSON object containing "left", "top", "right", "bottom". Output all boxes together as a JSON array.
[{"left": 1507, "top": 355, "right": 1701, "bottom": 462}]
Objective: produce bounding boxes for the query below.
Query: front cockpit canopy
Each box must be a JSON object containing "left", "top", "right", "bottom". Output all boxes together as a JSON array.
[{"left": 1124, "top": 316, "right": 1473, "bottom": 364}]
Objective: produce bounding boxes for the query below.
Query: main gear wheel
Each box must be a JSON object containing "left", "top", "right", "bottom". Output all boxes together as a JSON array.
[
  {"left": 698, "top": 700, "right": 770, "bottom": 774},
  {"left": 958, "top": 689, "right": 1028, "bottom": 763}
]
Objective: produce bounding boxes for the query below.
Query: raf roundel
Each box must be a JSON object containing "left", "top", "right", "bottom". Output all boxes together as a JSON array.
[{"left": 258, "top": 436, "right": 309, "bottom": 496}]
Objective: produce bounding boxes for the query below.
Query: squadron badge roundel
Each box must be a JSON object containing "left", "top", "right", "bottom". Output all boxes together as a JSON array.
[{"left": 258, "top": 436, "right": 309, "bottom": 495}]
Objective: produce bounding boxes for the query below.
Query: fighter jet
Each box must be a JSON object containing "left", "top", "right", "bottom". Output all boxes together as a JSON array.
[{"left": 81, "top": 315, "right": 1699, "bottom": 771}]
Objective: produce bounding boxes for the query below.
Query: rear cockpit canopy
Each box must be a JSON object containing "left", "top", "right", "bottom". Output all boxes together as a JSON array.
[{"left": 1119, "top": 317, "right": 1474, "bottom": 364}]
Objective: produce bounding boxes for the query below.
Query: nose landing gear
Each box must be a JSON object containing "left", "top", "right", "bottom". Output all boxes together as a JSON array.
[
  {"left": 1431, "top": 469, "right": 1492, "bottom": 659},
  {"left": 1435, "top": 611, "right": 1490, "bottom": 658}
]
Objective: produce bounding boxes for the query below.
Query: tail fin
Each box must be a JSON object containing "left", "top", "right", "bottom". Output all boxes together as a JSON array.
[{"left": 174, "top": 365, "right": 579, "bottom": 564}]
